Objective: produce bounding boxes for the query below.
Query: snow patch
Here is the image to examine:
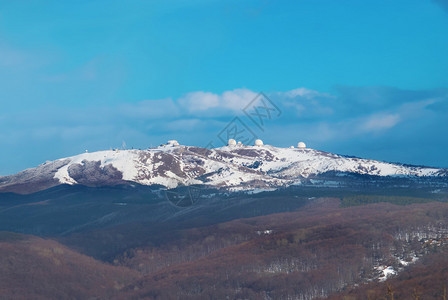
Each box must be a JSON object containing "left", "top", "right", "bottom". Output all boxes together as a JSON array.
[
  {"left": 46, "top": 145, "right": 447, "bottom": 190},
  {"left": 375, "top": 266, "right": 397, "bottom": 281}
]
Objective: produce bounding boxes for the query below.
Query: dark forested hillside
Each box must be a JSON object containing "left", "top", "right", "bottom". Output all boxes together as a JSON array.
[
  {"left": 110, "top": 200, "right": 448, "bottom": 299},
  {"left": 327, "top": 251, "right": 448, "bottom": 299},
  {"left": 0, "top": 232, "right": 138, "bottom": 299},
  {"left": 1, "top": 186, "right": 448, "bottom": 299}
]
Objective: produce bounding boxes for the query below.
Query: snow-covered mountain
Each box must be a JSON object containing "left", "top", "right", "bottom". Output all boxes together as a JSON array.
[{"left": 0, "top": 143, "right": 447, "bottom": 194}]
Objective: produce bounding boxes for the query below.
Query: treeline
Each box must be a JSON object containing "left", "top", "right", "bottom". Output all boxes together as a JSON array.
[
  {"left": 114, "top": 201, "right": 448, "bottom": 299},
  {"left": 0, "top": 234, "right": 139, "bottom": 299},
  {"left": 327, "top": 252, "right": 448, "bottom": 300},
  {"left": 341, "top": 194, "right": 434, "bottom": 207},
  {"left": 2, "top": 200, "right": 448, "bottom": 299}
]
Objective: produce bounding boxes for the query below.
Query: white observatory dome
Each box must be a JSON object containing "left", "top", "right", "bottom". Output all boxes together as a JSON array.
[
  {"left": 297, "top": 142, "right": 306, "bottom": 149},
  {"left": 254, "top": 139, "right": 264, "bottom": 146},
  {"left": 167, "top": 140, "right": 180, "bottom": 146},
  {"left": 237, "top": 141, "right": 242, "bottom": 145},
  {"left": 228, "top": 139, "right": 237, "bottom": 146}
]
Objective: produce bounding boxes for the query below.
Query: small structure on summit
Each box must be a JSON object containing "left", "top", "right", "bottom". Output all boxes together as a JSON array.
[
  {"left": 237, "top": 141, "right": 242, "bottom": 145},
  {"left": 254, "top": 139, "right": 264, "bottom": 147},
  {"left": 228, "top": 139, "right": 237, "bottom": 146},
  {"left": 297, "top": 142, "right": 306, "bottom": 149},
  {"left": 167, "top": 140, "right": 180, "bottom": 146}
]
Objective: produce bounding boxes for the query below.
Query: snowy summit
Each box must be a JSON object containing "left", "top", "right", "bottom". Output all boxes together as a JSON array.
[{"left": 0, "top": 141, "right": 447, "bottom": 194}]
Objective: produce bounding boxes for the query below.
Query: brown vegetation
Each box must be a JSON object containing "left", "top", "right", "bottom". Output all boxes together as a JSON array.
[
  {"left": 2, "top": 199, "right": 448, "bottom": 299},
  {"left": 110, "top": 200, "right": 448, "bottom": 299},
  {"left": 327, "top": 251, "right": 448, "bottom": 300},
  {"left": 0, "top": 232, "right": 139, "bottom": 299}
]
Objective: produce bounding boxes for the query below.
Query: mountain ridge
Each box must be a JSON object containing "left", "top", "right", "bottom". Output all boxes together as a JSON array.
[{"left": 1, "top": 143, "right": 447, "bottom": 194}]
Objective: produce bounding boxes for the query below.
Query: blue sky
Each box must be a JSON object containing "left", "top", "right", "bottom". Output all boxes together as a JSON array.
[{"left": 0, "top": 0, "right": 448, "bottom": 175}]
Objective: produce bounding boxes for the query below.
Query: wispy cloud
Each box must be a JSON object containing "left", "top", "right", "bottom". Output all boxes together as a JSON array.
[
  {"left": 120, "top": 98, "right": 180, "bottom": 119},
  {"left": 0, "top": 43, "right": 44, "bottom": 70},
  {"left": 1, "top": 86, "right": 447, "bottom": 174},
  {"left": 42, "top": 59, "right": 102, "bottom": 82},
  {"left": 361, "top": 113, "right": 401, "bottom": 132},
  {"left": 279, "top": 88, "right": 335, "bottom": 118},
  {"left": 433, "top": 0, "right": 448, "bottom": 12},
  {"left": 0, "top": 45, "right": 26, "bottom": 67},
  {"left": 177, "top": 88, "right": 258, "bottom": 115}
]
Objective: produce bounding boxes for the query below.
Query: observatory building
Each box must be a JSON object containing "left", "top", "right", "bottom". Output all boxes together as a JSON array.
[
  {"left": 167, "top": 140, "right": 180, "bottom": 146},
  {"left": 228, "top": 139, "right": 237, "bottom": 146},
  {"left": 254, "top": 139, "right": 264, "bottom": 146},
  {"left": 297, "top": 142, "right": 306, "bottom": 149}
]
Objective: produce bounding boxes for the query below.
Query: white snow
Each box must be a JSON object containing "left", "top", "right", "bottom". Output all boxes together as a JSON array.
[
  {"left": 246, "top": 188, "right": 278, "bottom": 194},
  {"left": 256, "top": 229, "right": 273, "bottom": 235},
  {"left": 54, "top": 150, "right": 140, "bottom": 184},
  {"left": 375, "top": 266, "right": 397, "bottom": 281},
  {"left": 49, "top": 144, "right": 446, "bottom": 189}
]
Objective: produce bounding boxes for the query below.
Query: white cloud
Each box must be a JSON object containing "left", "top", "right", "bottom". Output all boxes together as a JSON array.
[
  {"left": 282, "top": 87, "right": 322, "bottom": 99},
  {"left": 177, "top": 88, "right": 258, "bottom": 114},
  {"left": 221, "top": 88, "right": 258, "bottom": 110},
  {"left": 120, "top": 98, "right": 180, "bottom": 119},
  {"left": 361, "top": 113, "right": 401, "bottom": 132},
  {"left": 279, "top": 88, "right": 335, "bottom": 117},
  {"left": 178, "top": 91, "right": 220, "bottom": 112}
]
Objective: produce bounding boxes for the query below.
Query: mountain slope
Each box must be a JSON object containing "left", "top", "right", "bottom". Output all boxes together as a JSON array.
[
  {"left": 0, "top": 232, "right": 139, "bottom": 299},
  {"left": 112, "top": 201, "right": 448, "bottom": 300},
  {"left": 1, "top": 144, "right": 446, "bottom": 194}
]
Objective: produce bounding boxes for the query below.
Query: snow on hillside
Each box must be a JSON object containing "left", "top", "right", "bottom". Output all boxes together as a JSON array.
[
  {"left": 52, "top": 143, "right": 444, "bottom": 188},
  {"left": 54, "top": 150, "right": 141, "bottom": 185},
  {"left": 0, "top": 142, "right": 446, "bottom": 194}
]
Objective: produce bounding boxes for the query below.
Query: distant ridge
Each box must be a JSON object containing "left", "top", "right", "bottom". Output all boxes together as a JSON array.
[{"left": 0, "top": 142, "right": 446, "bottom": 194}]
